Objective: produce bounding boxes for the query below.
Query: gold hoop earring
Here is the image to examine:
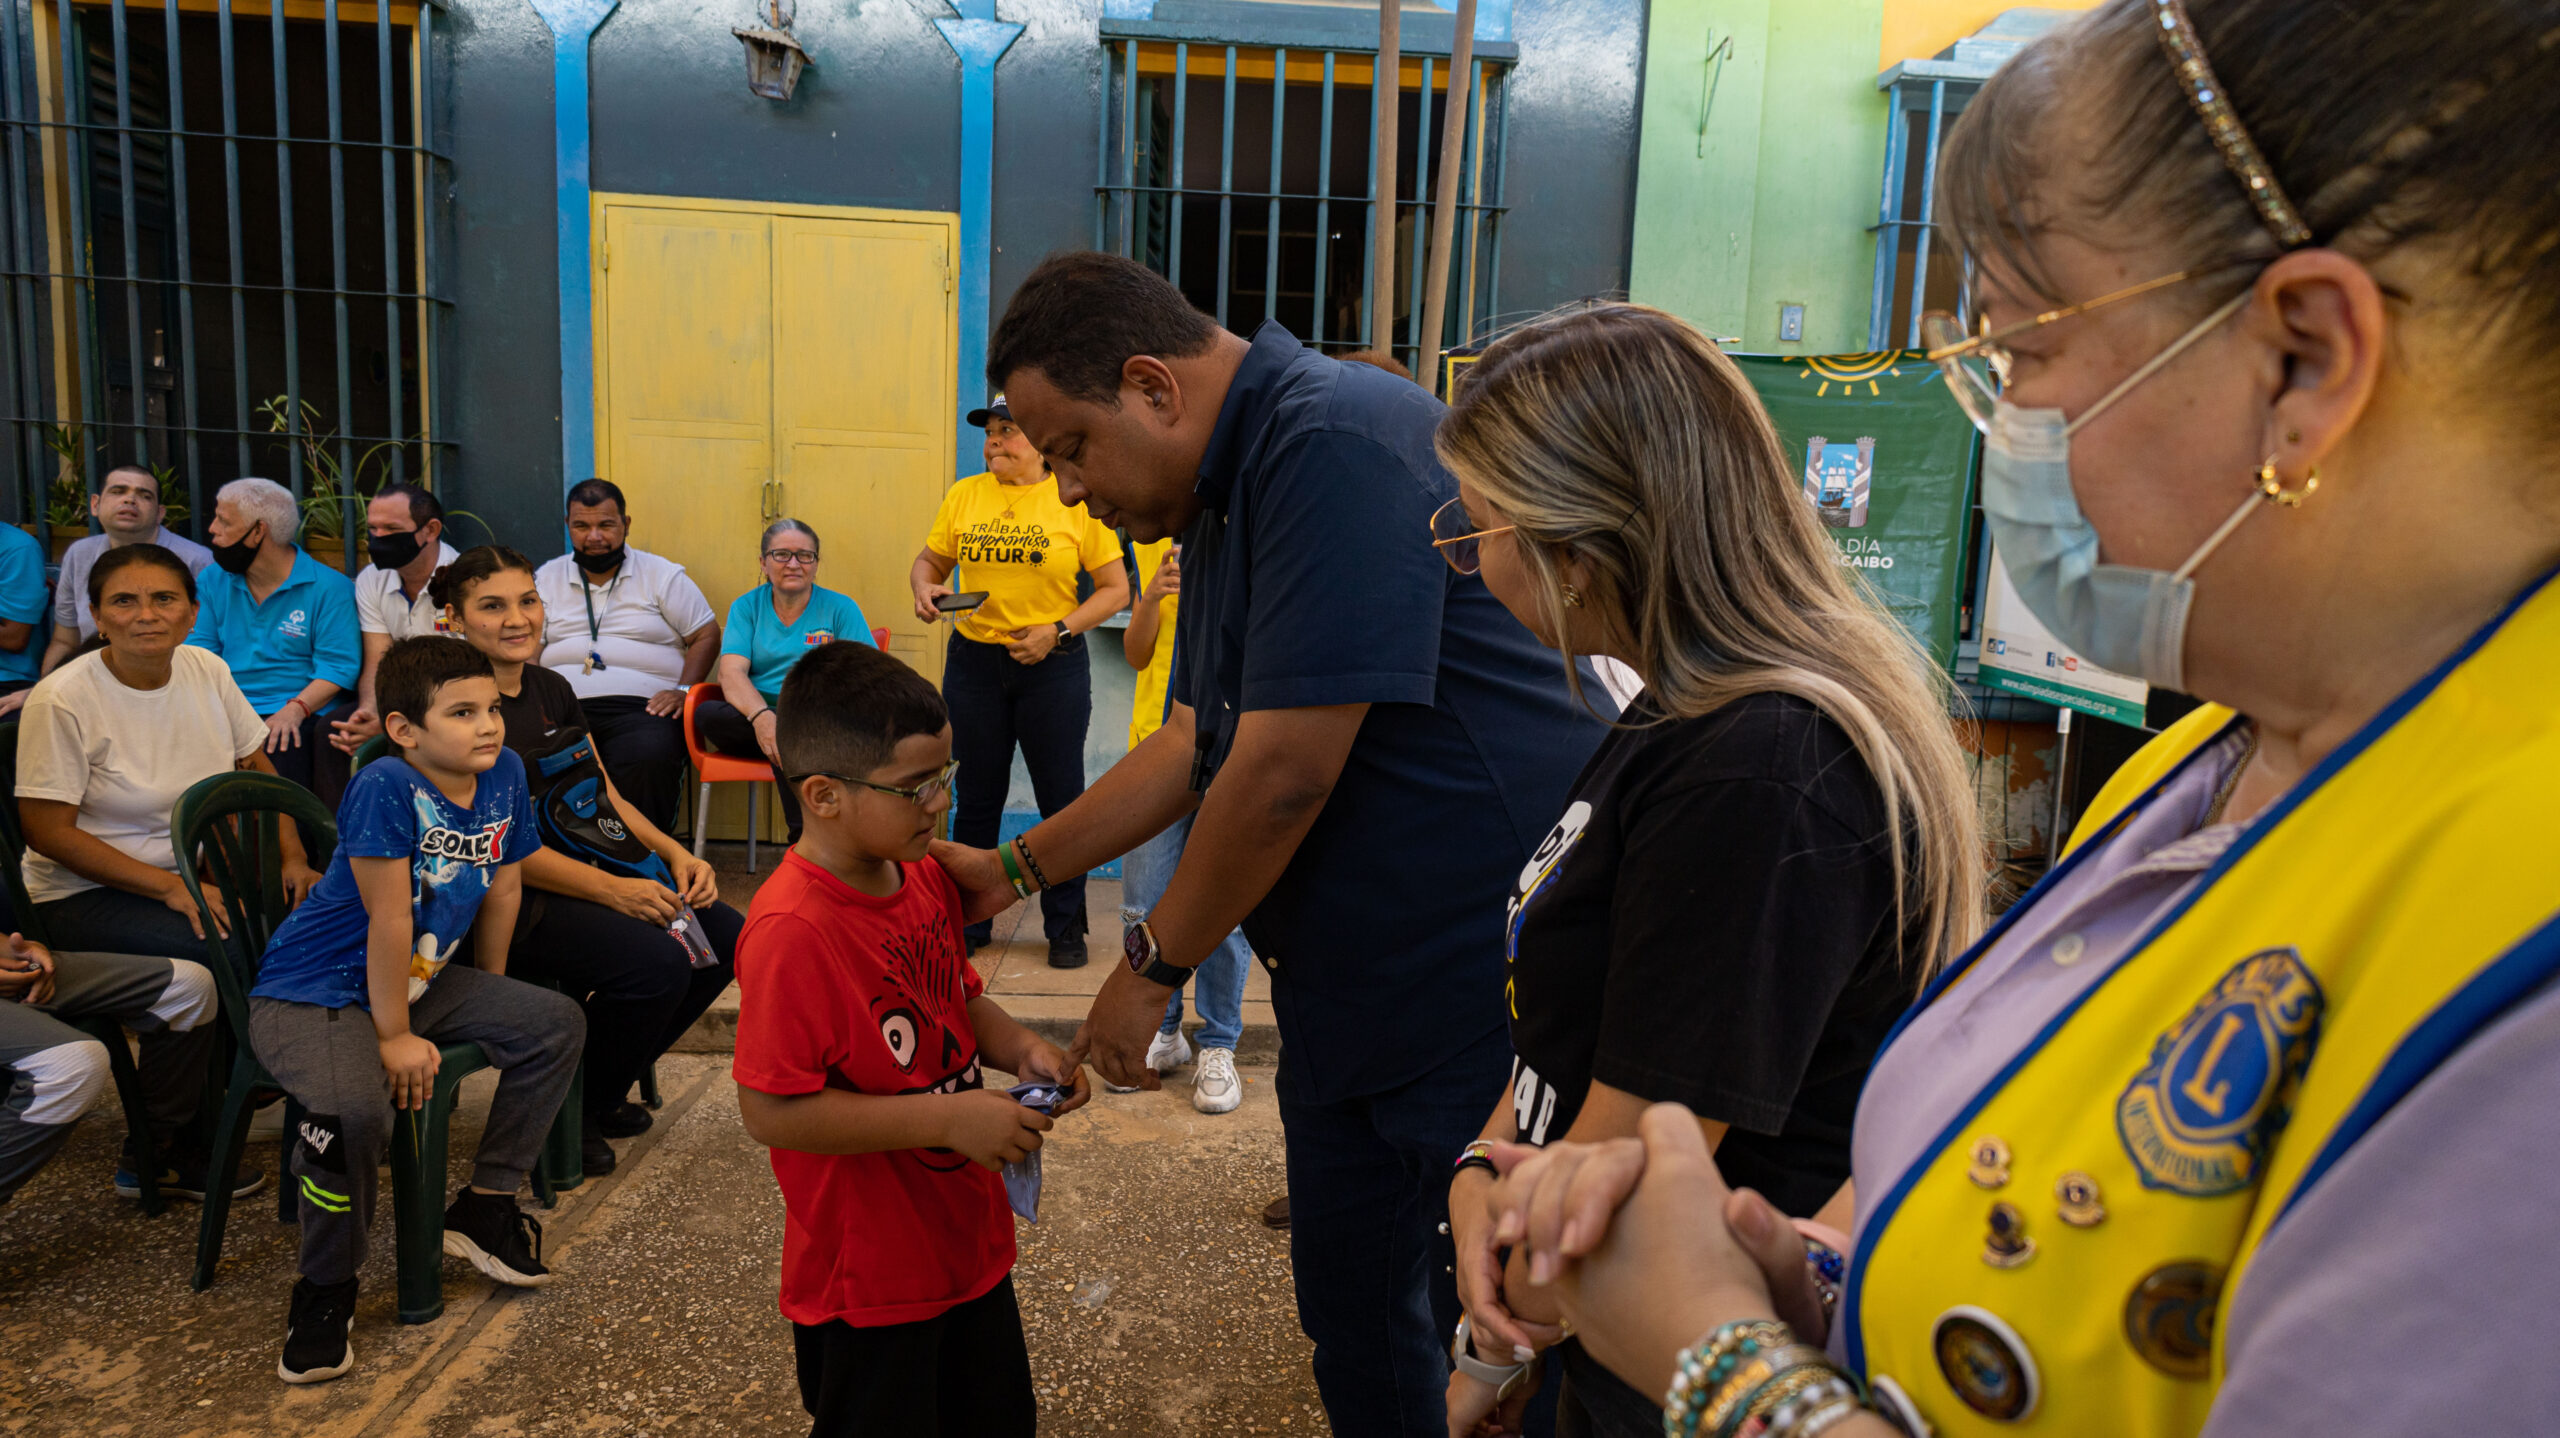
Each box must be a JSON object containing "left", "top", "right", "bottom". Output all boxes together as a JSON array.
[
  {"left": 1560, "top": 583, "right": 1584, "bottom": 609},
  {"left": 2255, "top": 455, "right": 2320, "bottom": 508}
]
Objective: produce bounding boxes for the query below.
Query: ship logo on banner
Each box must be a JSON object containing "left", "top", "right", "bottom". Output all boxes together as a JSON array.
[{"left": 1804, "top": 435, "right": 1876, "bottom": 529}]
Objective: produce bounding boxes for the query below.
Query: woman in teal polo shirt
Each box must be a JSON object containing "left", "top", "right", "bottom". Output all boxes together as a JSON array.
[{"left": 698, "top": 518, "right": 873, "bottom": 842}]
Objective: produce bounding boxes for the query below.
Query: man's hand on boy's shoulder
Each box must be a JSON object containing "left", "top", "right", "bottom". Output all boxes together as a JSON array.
[
  {"left": 927, "top": 840, "right": 1017, "bottom": 925},
  {"left": 941, "top": 1088, "right": 1055, "bottom": 1172}
]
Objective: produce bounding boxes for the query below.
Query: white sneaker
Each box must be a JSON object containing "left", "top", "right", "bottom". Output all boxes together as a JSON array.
[
  {"left": 1145, "top": 1028, "right": 1193, "bottom": 1076},
  {"left": 1191, "top": 1047, "right": 1242, "bottom": 1114}
]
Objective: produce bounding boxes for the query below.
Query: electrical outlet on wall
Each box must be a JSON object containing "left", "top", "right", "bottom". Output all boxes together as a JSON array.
[{"left": 1778, "top": 303, "right": 1806, "bottom": 343}]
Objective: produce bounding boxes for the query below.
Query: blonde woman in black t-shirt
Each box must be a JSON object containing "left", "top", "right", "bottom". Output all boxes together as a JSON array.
[{"left": 1429, "top": 306, "right": 1983, "bottom": 1438}]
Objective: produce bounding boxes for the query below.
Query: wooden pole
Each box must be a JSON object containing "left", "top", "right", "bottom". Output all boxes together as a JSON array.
[
  {"left": 1371, "top": 0, "right": 1400, "bottom": 358},
  {"left": 1417, "top": 0, "right": 1476, "bottom": 395}
]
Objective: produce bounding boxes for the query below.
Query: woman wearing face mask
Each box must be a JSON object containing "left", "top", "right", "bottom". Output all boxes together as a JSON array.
[
  {"left": 1468, "top": 4, "right": 2560, "bottom": 1437},
  {"left": 431, "top": 547, "right": 741, "bottom": 1177}
]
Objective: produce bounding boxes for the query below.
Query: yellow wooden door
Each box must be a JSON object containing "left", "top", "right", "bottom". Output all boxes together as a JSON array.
[
  {"left": 772, "top": 214, "right": 953, "bottom": 682},
  {"left": 595, "top": 203, "right": 775, "bottom": 614},
  {"left": 593, "top": 195, "right": 958, "bottom": 838}
]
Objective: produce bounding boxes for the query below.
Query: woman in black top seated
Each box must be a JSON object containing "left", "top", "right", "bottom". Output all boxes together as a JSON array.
[
  {"left": 1432, "top": 306, "right": 1983, "bottom": 1438},
  {"left": 430, "top": 547, "right": 741, "bottom": 1176}
]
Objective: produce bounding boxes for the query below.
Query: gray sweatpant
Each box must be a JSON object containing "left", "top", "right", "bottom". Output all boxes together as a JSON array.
[
  {"left": 0, "top": 949, "right": 218, "bottom": 1204},
  {"left": 248, "top": 965, "right": 584, "bottom": 1286}
]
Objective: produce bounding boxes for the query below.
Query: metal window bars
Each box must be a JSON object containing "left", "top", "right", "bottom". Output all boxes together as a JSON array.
[
  {"left": 0, "top": 0, "right": 451, "bottom": 550},
  {"left": 1096, "top": 40, "right": 1508, "bottom": 384},
  {"left": 1865, "top": 75, "right": 1972, "bottom": 352}
]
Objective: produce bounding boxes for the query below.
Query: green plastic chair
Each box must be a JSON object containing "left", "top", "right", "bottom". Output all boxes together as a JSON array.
[
  {"left": 174, "top": 771, "right": 574, "bottom": 1323},
  {"left": 0, "top": 718, "right": 174, "bottom": 1216},
  {"left": 352, "top": 734, "right": 659, "bottom": 1116}
]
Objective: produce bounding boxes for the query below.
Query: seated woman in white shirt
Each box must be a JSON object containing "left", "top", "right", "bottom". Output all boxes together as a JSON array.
[{"left": 12, "top": 543, "right": 312, "bottom": 1199}]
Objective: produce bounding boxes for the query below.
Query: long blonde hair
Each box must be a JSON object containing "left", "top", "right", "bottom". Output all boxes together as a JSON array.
[{"left": 1437, "top": 303, "right": 1983, "bottom": 973}]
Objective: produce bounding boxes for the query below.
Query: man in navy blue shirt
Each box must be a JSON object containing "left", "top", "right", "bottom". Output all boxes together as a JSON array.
[{"left": 937, "top": 252, "right": 1606, "bottom": 1436}]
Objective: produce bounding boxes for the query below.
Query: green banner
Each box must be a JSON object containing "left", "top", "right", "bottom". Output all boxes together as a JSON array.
[{"left": 1734, "top": 351, "right": 1979, "bottom": 671}]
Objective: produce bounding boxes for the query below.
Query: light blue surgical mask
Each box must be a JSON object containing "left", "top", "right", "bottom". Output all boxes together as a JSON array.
[{"left": 1978, "top": 289, "right": 2263, "bottom": 692}]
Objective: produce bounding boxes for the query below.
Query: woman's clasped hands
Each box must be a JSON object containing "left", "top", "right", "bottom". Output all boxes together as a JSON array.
[{"left": 1472, "top": 1104, "right": 1834, "bottom": 1405}]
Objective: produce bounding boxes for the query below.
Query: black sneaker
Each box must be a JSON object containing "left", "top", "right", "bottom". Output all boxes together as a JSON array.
[
  {"left": 580, "top": 1132, "right": 619, "bottom": 1176},
  {"left": 278, "top": 1277, "right": 358, "bottom": 1384},
  {"left": 441, "top": 1190, "right": 553, "bottom": 1288},
  {"left": 115, "top": 1149, "right": 269, "bottom": 1202},
  {"left": 593, "top": 1101, "right": 653, "bottom": 1139},
  {"left": 1047, "top": 937, "right": 1089, "bottom": 969}
]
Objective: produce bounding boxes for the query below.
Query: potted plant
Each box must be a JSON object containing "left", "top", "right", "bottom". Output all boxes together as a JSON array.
[
  {"left": 40, "top": 424, "right": 90, "bottom": 559},
  {"left": 257, "top": 397, "right": 479, "bottom": 569}
]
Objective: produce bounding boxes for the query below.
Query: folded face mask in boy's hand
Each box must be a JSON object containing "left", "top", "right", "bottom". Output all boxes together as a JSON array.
[{"left": 1002, "top": 1082, "right": 1065, "bottom": 1223}]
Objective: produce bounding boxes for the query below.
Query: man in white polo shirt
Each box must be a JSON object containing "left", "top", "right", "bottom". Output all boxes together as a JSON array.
[
  {"left": 327, "top": 482, "right": 460, "bottom": 758},
  {"left": 534, "top": 478, "right": 719, "bottom": 831}
]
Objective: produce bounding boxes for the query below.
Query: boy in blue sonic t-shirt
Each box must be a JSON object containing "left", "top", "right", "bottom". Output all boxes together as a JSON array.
[{"left": 247, "top": 637, "right": 587, "bottom": 1386}]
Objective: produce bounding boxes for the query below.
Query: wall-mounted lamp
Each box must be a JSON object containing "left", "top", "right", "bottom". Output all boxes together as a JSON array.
[{"left": 733, "top": 0, "right": 815, "bottom": 101}]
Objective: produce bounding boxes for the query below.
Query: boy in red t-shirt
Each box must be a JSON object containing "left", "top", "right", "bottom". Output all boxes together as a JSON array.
[{"left": 732, "top": 642, "right": 1088, "bottom": 1438}]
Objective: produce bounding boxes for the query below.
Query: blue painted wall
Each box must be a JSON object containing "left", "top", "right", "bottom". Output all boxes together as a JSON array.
[{"left": 432, "top": 0, "right": 1643, "bottom": 550}]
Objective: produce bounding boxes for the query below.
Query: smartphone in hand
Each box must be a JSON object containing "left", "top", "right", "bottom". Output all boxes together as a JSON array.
[{"left": 935, "top": 591, "right": 991, "bottom": 613}]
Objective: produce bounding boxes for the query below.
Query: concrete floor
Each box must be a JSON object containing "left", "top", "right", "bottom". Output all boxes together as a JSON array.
[{"left": 0, "top": 846, "right": 1318, "bottom": 1437}]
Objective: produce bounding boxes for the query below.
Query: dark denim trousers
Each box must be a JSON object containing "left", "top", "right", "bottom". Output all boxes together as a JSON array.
[
  {"left": 941, "top": 631, "right": 1089, "bottom": 946},
  {"left": 1278, "top": 1022, "right": 1522, "bottom": 1438}
]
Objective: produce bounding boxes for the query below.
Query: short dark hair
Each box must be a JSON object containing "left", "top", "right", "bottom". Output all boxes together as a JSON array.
[
  {"left": 776, "top": 642, "right": 947, "bottom": 780},
  {"left": 378, "top": 636, "right": 496, "bottom": 732},
  {"left": 87, "top": 542, "right": 196, "bottom": 611},
  {"left": 427, "top": 545, "right": 538, "bottom": 613},
  {"left": 100, "top": 463, "right": 160, "bottom": 495},
  {"left": 987, "top": 251, "right": 1220, "bottom": 405},
  {"left": 378, "top": 481, "right": 443, "bottom": 528},
  {"left": 565, "top": 478, "right": 626, "bottom": 515}
]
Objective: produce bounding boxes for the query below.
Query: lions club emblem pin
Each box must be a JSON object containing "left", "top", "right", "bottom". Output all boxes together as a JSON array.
[{"left": 2117, "top": 948, "right": 2323, "bottom": 1196}]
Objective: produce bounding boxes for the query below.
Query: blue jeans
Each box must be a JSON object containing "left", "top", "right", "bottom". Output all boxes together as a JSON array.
[
  {"left": 1279, "top": 1022, "right": 1516, "bottom": 1438},
  {"left": 1118, "top": 811, "right": 1251, "bottom": 1052}
]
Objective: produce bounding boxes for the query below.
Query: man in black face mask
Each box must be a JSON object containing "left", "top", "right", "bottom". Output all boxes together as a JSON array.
[
  {"left": 531, "top": 478, "right": 720, "bottom": 833},
  {"left": 329, "top": 482, "right": 458, "bottom": 758}
]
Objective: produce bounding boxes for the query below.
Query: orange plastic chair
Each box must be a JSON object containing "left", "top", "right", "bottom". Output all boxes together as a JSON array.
[
  {"left": 683, "top": 683, "right": 776, "bottom": 873},
  {"left": 682, "top": 628, "right": 889, "bottom": 872}
]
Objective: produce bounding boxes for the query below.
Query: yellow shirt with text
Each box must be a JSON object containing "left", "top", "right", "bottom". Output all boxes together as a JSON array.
[
  {"left": 925, "top": 472, "right": 1124, "bottom": 647},
  {"left": 1127, "top": 539, "right": 1179, "bottom": 747}
]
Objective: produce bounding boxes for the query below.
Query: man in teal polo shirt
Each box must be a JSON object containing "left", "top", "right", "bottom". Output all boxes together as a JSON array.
[{"left": 187, "top": 477, "right": 361, "bottom": 798}]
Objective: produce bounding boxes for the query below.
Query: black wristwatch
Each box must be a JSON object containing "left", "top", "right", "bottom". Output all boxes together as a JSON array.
[
  {"left": 1123, "top": 920, "right": 1192, "bottom": 987},
  {"left": 1053, "top": 619, "right": 1072, "bottom": 642}
]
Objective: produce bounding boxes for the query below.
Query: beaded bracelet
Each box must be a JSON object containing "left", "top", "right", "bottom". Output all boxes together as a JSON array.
[
  {"left": 1703, "top": 1346, "right": 1831, "bottom": 1438},
  {"left": 1763, "top": 1376, "right": 1866, "bottom": 1438},
  {"left": 1013, "top": 834, "right": 1051, "bottom": 892},
  {"left": 997, "top": 840, "right": 1033, "bottom": 899},
  {"left": 1664, "top": 1321, "right": 1792, "bottom": 1438},
  {"left": 1720, "top": 1359, "right": 1836, "bottom": 1438}
]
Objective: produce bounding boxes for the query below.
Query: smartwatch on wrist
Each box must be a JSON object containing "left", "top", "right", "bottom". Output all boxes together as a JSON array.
[
  {"left": 1053, "top": 619, "right": 1072, "bottom": 642},
  {"left": 1451, "top": 1316, "right": 1529, "bottom": 1388},
  {"left": 1122, "top": 920, "right": 1192, "bottom": 987}
]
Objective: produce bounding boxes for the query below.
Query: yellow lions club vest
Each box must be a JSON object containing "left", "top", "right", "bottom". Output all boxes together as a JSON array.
[{"left": 1845, "top": 574, "right": 2560, "bottom": 1436}]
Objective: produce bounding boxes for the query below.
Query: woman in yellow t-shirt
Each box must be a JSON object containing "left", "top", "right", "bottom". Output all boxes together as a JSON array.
[{"left": 909, "top": 394, "right": 1129, "bottom": 967}]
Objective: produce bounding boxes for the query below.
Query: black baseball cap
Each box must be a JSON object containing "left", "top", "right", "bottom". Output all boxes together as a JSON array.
[{"left": 965, "top": 393, "right": 1012, "bottom": 428}]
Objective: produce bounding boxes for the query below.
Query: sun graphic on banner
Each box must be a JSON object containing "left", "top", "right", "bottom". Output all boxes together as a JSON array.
[{"left": 1794, "top": 351, "right": 1918, "bottom": 398}]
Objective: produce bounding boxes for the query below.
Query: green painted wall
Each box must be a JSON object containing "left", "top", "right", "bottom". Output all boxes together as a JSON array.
[{"left": 1629, "top": 0, "right": 1891, "bottom": 354}]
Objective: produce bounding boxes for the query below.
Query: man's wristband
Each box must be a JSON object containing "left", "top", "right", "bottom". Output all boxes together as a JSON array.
[
  {"left": 1013, "top": 834, "right": 1051, "bottom": 892},
  {"left": 1454, "top": 1139, "right": 1499, "bottom": 1180},
  {"left": 997, "top": 840, "right": 1033, "bottom": 899},
  {"left": 749, "top": 707, "right": 774, "bottom": 725}
]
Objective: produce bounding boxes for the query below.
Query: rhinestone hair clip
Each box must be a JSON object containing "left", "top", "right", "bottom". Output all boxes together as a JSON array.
[{"left": 2152, "top": 0, "right": 2313, "bottom": 249}]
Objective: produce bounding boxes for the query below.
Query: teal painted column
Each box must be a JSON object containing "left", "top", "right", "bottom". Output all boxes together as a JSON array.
[
  {"left": 529, "top": 0, "right": 619, "bottom": 497},
  {"left": 934, "top": 4, "right": 1023, "bottom": 478}
]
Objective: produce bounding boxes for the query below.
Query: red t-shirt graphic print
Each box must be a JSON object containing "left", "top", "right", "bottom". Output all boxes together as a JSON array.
[{"left": 732, "top": 851, "right": 1013, "bottom": 1327}]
